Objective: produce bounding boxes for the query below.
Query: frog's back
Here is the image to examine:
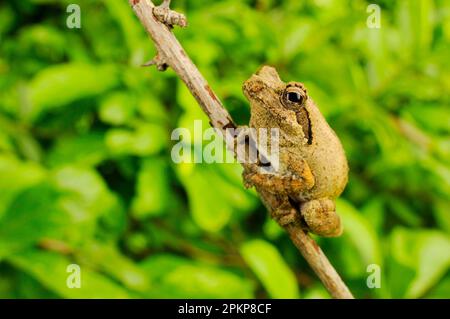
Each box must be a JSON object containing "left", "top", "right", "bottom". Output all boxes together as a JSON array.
[{"left": 294, "top": 100, "right": 348, "bottom": 201}]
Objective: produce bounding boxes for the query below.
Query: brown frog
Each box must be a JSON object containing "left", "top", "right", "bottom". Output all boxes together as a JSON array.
[{"left": 241, "top": 66, "right": 348, "bottom": 237}]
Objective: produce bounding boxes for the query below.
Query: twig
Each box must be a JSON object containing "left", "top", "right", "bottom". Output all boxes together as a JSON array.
[
  {"left": 286, "top": 224, "right": 353, "bottom": 298},
  {"left": 129, "top": 0, "right": 354, "bottom": 299}
]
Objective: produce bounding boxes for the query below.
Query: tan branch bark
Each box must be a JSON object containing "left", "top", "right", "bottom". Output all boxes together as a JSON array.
[{"left": 129, "top": 0, "right": 354, "bottom": 299}]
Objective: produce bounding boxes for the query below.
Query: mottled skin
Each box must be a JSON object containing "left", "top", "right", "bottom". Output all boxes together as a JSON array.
[{"left": 241, "top": 66, "right": 348, "bottom": 237}]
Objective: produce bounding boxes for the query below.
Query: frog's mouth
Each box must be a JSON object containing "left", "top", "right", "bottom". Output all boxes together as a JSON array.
[{"left": 295, "top": 108, "right": 313, "bottom": 145}]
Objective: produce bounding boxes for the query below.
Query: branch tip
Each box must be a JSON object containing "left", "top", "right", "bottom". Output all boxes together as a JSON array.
[
  {"left": 142, "top": 54, "right": 169, "bottom": 71},
  {"left": 160, "top": 0, "right": 171, "bottom": 9},
  {"left": 153, "top": 1, "right": 188, "bottom": 28}
]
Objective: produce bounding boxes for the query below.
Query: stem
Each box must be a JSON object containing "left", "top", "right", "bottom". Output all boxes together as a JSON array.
[
  {"left": 286, "top": 224, "right": 353, "bottom": 298},
  {"left": 129, "top": 0, "right": 354, "bottom": 299}
]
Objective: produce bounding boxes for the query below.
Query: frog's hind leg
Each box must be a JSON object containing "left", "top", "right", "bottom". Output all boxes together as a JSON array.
[
  {"left": 258, "top": 190, "right": 301, "bottom": 226},
  {"left": 300, "top": 198, "right": 343, "bottom": 237}
]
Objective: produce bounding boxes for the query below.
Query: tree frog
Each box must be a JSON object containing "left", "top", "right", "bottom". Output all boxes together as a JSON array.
[{"left": 241, "top": 66, "right": 348, "bottom": 237}]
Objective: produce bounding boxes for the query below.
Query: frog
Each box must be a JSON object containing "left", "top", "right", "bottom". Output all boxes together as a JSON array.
[{"left": 241, "top": 66, "right": 349, "bottom": 237}]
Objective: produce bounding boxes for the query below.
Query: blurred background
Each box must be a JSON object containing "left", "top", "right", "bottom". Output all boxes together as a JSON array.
[{"left": 0, "top": 0, "right": 449, "bottom": 299}]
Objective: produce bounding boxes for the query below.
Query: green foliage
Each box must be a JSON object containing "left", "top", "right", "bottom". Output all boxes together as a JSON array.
[
  {"left": 240, "top": 240, "right": 300, "bottom": 298},
  {"left": 9, "top": 250, "right": 133, "bottom": 298},
  {"left": 0, "top": 0, "right": 449, "bottom": 299},
  {"left": 140, "top": 254, "right": 253, "bottom": 298}
]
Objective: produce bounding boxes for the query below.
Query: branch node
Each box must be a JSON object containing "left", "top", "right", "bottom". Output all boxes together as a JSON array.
[
  {"left": 153, "top": 0, "right": 188, "bottom": 28},
  {"left": 142, "top": 54, "right": 169, "bottom": 71}
]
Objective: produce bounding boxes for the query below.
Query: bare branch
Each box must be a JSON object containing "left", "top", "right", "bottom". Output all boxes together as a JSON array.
[
  {"left": 142, "top": 53, "right": 168, "bottom": 71},
  {"left": 153, "top": 0, "right": 188, "bottom": 28}
]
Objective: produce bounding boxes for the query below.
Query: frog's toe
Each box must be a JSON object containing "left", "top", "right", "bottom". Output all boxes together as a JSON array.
[
  {"left": 300, "top": 199, "right": 343, "bottom": 237},
  {"left": 271, "top": 207, "right": 300, "bottom": 226}
]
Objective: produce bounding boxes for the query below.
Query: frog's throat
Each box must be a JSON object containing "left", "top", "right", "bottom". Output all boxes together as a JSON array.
[{"left": 295, "top": 108, "right": 312, "bottom": 145}]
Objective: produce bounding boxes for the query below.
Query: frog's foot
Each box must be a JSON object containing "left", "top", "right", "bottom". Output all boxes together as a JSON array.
[
  {"left": 270, "top": 197, "right": 301, "bottom": 226},
  {"left": 256, "top": 190, "right": 301, "bottom": 226},
  {"left": 300, "top": 198, "right": 343, "bottom": 237},
  {"left": 273, "top": 207, "right": 300, "bottom": 226}
]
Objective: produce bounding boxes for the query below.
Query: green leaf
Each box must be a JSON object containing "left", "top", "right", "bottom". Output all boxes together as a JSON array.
[
  {"left": 99, "top": 92, "right": 136, "bottom": 125},
  {"left": 174, "top": 143, "right": 256, "bottom": 232},
  {"left": 386, "top": 196, "right": 422, "bottom": 227},
  {"left": 180, "top": 166, "right": 233, "bottom": 232},
  {"left": 0, "top": 155, "right": 46, "bottom": 218},
  {"left": 303, "top": 285, "right": 330, "bottom": 299},
  {"left": 360, "top": 198, "right": 385, "bottom": 233},
  {"left": 240, "top": 239, "right": 300, "bottom": 299},
  {"left": 337, "top": 199, "right": 383, "bottom": 266},
  {"left": 390, "top": 228, "right": 450, "bottom": 298},
  {"left": 79, "top": 242, "right": 151, "bottom": 293},
  {"left": 426, "top": 276, "right": 450, "bottom": 299},
  {"left": 52, "top": 165, "right": 113, "bottom": 210},
  {"left": 103, "top": 0, "right": 147, "bottom": 62},
  {"left": 136, "top": 94, "right": 168, "bottom": 122},
  {"left": 105, "top": 123, "right": 167, "bottom": 156},
  {"left": 8, "top": 250, "right": 132, "bottom": 298},
  {"left": 0, "top": 130, "right": 14, "bottom": 152},
  {"left": 140, "top": 254, "right": 253, "bottom": 298},
  {"left": 176, "top": 162, "right": 254, "bottom": 232},
  {"left": 0, "top": 183, "right": 70, "bottom": 259},
  {"left": 405, "top": 104, "right": 450, "bottom": 135},
  {"left": 433, "top": 199, "right": 450, "bottom": 233},
  {"left": 406, "top": 231, "right": 450, "bottom": 298},
  {"left": 46, "top": 133, "right": 107, "bottom": 167},
  {"left": 51, "top": 165, "right": 123, "bottom": 242},
  {"left": 263, "top": 218, "right": 284, "bottom": 240},
  {"left": 131, "top": 158, "right": 170, "bottom": 218},
  {"left": 28, "top": 63, "right": 120, "bottom": 121}
]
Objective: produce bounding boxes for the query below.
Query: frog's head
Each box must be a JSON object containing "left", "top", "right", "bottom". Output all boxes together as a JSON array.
[
  {"left": 243, "top": 66, "right": 308, "bottom": 113},
  {"left": 243, "top": 66, "right": 312, "bottom": 144}
]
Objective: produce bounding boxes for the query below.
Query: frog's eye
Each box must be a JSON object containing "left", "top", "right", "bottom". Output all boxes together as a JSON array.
[
  {"left": 282, "top": 85, "right": 307, "bottom": 109},
  {"left": 287, "top": 91, "right": 303, "bottom": 103}
]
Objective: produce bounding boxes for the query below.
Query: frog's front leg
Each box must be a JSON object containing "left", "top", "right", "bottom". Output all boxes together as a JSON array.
[
  {"left": 300, "top": 198, "right": 343, "bottom": 237},
  {"left": 243, "top": 169, "right": 310, "bottom": 195},
  {"left": 243, "top": 160, "right": 315, "bottom": 195}
]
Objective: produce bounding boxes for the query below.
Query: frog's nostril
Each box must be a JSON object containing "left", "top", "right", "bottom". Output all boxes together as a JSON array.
[
  {"left": 243, "top": 78, "right": 265, "bottom": 96},
  {"left": 250, "top": 81, "right": 265, "bottom": 93}
]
